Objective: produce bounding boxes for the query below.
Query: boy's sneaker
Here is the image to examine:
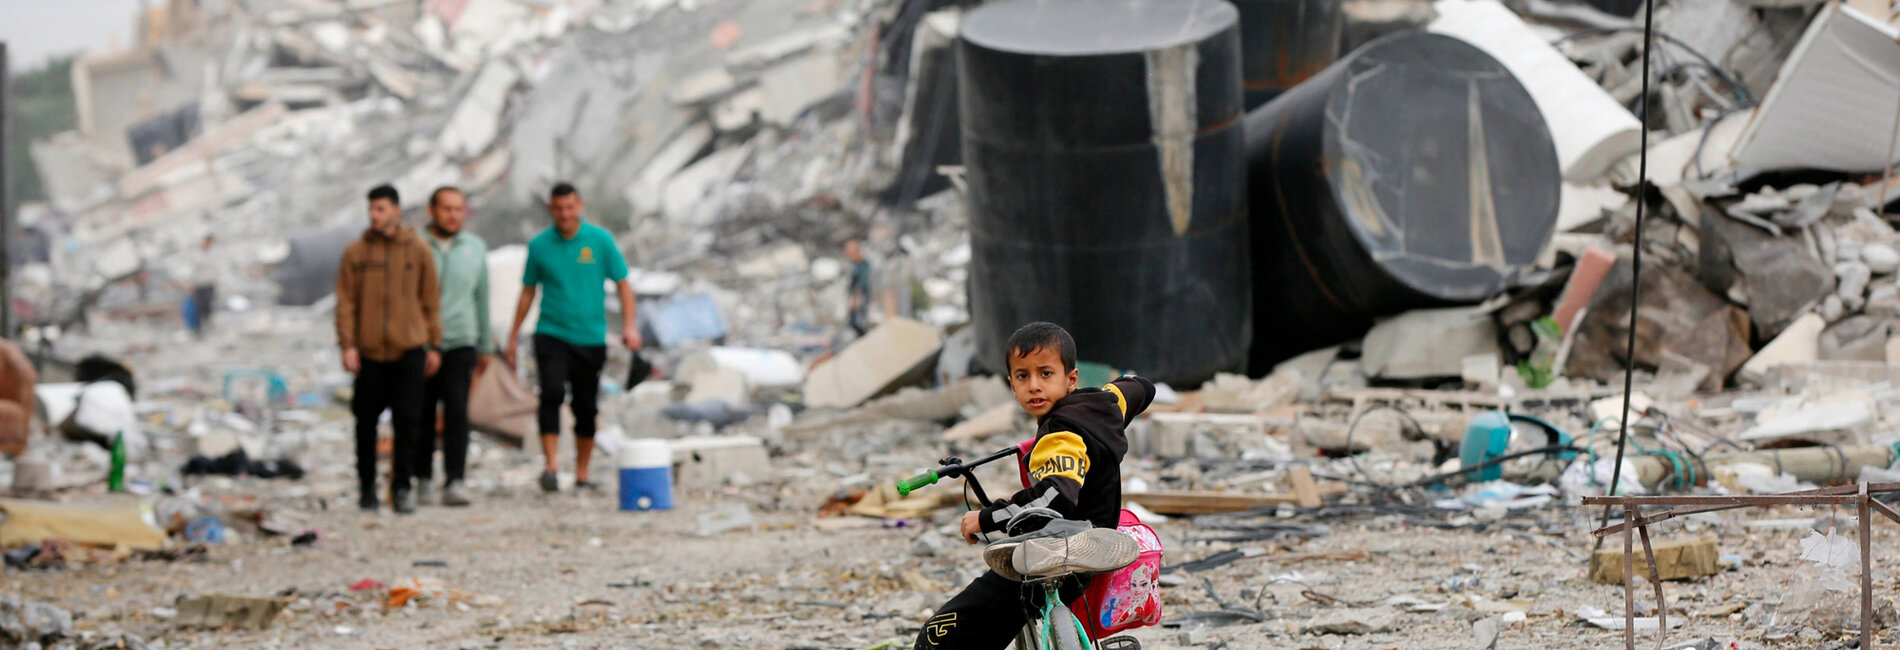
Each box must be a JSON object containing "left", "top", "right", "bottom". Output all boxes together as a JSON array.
[
  {"left": 574, "top": 480, "right": 603, "bottom": 494},
  {"left": 415, "top": 481, "right": 435, "bottom": 506},
  {"left": 539, "top": 471, "right": 559, "bottom": 493},
  {"left": 983, "top": 518, "right": 1093, "bottom": 582},
  {"left": 358, "top": 493, "right": 379, "bottom": 512},
  {"left": 1012, "top": 528, "right": 1139, "bottom": 578}
]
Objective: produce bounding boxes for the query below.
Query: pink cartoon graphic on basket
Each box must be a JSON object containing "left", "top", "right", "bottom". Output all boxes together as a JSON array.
[{"left": 1104, "top": 562, "right": 1158, "bottom": 628}]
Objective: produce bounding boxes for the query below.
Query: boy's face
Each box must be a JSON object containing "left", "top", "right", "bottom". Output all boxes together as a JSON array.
[{"left": 1007, "top": 344, "right": 1077, "bottom": 419}]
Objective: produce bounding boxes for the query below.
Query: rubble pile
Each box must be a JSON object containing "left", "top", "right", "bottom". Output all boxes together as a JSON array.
[{"left": 7, "top": 0, "right": 1900, "bottom": 646}]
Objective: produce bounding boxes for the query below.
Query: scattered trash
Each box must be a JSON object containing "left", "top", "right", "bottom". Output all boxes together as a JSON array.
[{"left": 697, "top": 504, "right": 758, "bottom": 536}]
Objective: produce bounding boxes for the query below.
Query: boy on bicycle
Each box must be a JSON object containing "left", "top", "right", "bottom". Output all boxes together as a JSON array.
[{"left": 915, "top": 321, "right": 1154, "bottom": 648}]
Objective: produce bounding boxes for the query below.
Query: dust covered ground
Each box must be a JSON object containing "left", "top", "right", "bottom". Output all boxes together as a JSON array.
[{"left": 14, "top": 469, "right": 1899, "bottom": 649}]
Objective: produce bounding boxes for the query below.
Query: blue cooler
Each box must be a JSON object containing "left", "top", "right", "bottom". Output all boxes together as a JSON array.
[{"left": 618, "top": 439, "right": 674, "bottom": 511}]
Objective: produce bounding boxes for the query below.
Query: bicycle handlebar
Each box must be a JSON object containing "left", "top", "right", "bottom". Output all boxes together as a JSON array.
[
  {"left": 896, "top": 470, "right": 939, "bottom": 497},
  {"left": 893, "top": 445, "right": 1020, "bottom": 505}
]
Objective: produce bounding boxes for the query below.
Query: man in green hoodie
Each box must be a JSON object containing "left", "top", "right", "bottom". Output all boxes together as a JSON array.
[{"left": 417, "top": 186, "right": 491, "bottom": 507}]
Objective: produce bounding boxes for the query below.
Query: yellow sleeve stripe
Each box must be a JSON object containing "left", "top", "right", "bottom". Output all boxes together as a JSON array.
[
  {"left": 1105, "top": 383, "right": 1128, "bottom": 418},
  {"left": 1028, "top": 431, "right": 1089, "bottom": 486}
]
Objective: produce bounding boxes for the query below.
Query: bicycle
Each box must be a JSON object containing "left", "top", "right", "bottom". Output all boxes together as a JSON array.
[{"left": 897, "top": 447, "right": 1143, "bottom": 650}]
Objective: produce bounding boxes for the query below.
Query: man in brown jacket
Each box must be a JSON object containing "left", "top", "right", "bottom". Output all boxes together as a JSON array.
[{"left": 337, "top": 184, "right": 443, "bottom": 514}]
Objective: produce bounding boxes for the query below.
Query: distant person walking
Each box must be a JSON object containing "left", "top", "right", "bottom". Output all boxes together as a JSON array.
[
  {"left": 175, "top": 235, "right": 220, "bottom": 337},
  {"left": 845, "top": 239, "right": 872, "bottom": 336},
  {"left": 336, "top": 184, "right": 442, "bottom": 514},
  {"left": 504, "top": 182, "right": 639, "bottom": 494},
  {"left": 418, "top": 186, "right": 490, "bottom": 508}
]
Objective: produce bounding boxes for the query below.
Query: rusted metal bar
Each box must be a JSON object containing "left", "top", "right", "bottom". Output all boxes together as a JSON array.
[
  {"left": 1860, "top": 484, "right": 1874, "bottom": 650},
  {"left": 1871, "top": 498, "right": 1900, "bottom": 527},
  {"left": 1638, "top": 524, "right": 1666, "bottom": 650},
  {"left": 1589, "top": 484, "right": 1900, "bottom": 537},
  {"left": 1623, "top": 509, "right": 1637, "bottom": 650},
  {"left": 1587, "top": 494, "right": 1861, "bottom": 507}
]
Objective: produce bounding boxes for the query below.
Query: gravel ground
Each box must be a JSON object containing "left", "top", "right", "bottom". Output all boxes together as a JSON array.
[{"left": 13, "top": 470, "right": 1900, "bottom": 649}]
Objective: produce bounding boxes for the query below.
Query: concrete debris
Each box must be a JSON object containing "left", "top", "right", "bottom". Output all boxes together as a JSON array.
[
  {"left": 1359, "top": 308, "right": 1501, "bottom": 381},
  {"left": 16, "top": 0, "right": 1900, "bottom": 647},
  {"left": 803, "top": 319, "right": 942, "bottom": 409},
  {"left": 1738, "top": 313, "right": 1826, "bottom": 384}
]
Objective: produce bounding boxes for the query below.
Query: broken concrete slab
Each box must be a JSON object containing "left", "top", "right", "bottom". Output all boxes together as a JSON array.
[
  {"left": 1570, "top": 260, "right": 1752, "bottom": 391},
  {"left": 1740, "top": 393, "right": 1877, "bottom": 443},
  {"left": 683, "top": 368, "right": 749, "bottom": 406},
  {"left": 804, "top": 318, "right": 943, "bottom": 409},
  {"left": 1738, "top": 313, "right": 1825, "bottom": 384},
  {"left": 1699, "top": 207, "right": 1833, "bottom": 340},
  {"left": 628, "top": 123, "right": 714, "bottom": 219},
  {"left": 943, "top": 402, "right": 1021, "bottom": 442},
  {"left": 725, "top": 22, "right": 852, "bottom": 69},
  {"left": 438, "top": 61, "right": 518, "bottom": 160},
  {"left": 670, "top": 435, "right": 770, "bottom": 490},
  {"left": 711, "top": 87, "right": 768, "bottom": 131},
  {"left": 668, "top": 67, "right": 741, "bottom": 106},
  {"left": 1359, "top": 308, "right": 1501, "bottom": 380},
  {"left": 1819, "top": 314, "right": 1889, "bottom": 362},
  {"left": 1588, "top": 536, "right": 1720, "bottom": 584},
  {"left": 757, "top": 52, "right": 846, "bottom": 126},
  {"left": 662, "top": 145, "right": 752, "bottom": 225}
]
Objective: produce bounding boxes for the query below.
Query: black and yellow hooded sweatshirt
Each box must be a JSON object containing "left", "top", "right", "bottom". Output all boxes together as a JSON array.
[{"left": 978, "top": 375, "right": 1155, "bottom": 532}]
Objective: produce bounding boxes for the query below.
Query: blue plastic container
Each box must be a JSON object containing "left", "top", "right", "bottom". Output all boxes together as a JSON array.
[{"left": 618, "top": 439, "right": 673, "bottom": 511}]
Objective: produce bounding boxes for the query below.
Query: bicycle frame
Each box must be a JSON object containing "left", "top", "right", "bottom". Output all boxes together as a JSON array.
[
  {"left": 1029, "top": 577, "right": 1094, "bottom": 650},
  {"left": 898, "top": 448, "right": 1107, "bottom": 650}
]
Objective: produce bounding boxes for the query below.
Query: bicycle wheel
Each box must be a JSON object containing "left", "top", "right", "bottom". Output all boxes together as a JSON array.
[
  {"left": 1046, "top": 601, "right": 1088, "bottom": 650},
  {"left": 1014, "top": 627, "right": 1038, "bottom": 650}
]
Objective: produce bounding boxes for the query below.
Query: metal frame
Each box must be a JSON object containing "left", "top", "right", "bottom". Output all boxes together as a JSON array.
[{"left": 1585, "top": 482, "right": 1900, "bottom": 649}]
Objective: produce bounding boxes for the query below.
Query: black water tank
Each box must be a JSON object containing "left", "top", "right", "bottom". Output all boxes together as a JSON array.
[
  {"left": 1234, "top": 0, "right": 1343, "bottom": 109},
  {"left": 961, "top": 0, "right": 1249, "bottom": 387},
  {"left": 1246, "top": 32, "right": 1560, "bottom": 371}
]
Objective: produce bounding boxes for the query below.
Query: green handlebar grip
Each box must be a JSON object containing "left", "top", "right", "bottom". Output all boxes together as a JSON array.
[{"left": 896, "top": 470, "right": 939, "bottom": 497}]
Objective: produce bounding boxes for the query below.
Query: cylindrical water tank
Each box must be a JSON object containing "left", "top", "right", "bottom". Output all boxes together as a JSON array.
[
  {"left": 960, "top": 0, "right": 1250, "bottom": 387},
  {"left": 1245, "top": 32, "right": 1561, "bottom": 372},
  {"left": 1233, "top": 0, "right": 1343, "bottom": 109}
]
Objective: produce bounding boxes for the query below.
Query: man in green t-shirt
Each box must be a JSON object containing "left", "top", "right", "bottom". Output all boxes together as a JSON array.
[{"left": 505, "top": 183, "right": 640, "bottom": 493}]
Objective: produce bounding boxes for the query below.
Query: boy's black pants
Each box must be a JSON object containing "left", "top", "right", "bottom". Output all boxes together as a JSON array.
[{"left": 915, "top": 570, "right": 1085, "bottom": 649}]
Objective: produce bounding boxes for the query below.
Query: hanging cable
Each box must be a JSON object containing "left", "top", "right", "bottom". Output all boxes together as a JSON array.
[{"left": 1592, "top": 0, "right": 1660, "bottom": 554}]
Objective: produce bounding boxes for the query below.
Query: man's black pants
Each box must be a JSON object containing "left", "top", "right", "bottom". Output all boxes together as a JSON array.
[
  {"left": 419, "top": 346, "right": 478, "bottom": 484},
  {"left": 533, "top": 334, "right": 605, "bottom": 438},
  {"left": 915, "top": 570, "right": 1086, "bottom": 649},
  {"left": 352, "top": 348, "right": 425, "bottom": 497}
]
